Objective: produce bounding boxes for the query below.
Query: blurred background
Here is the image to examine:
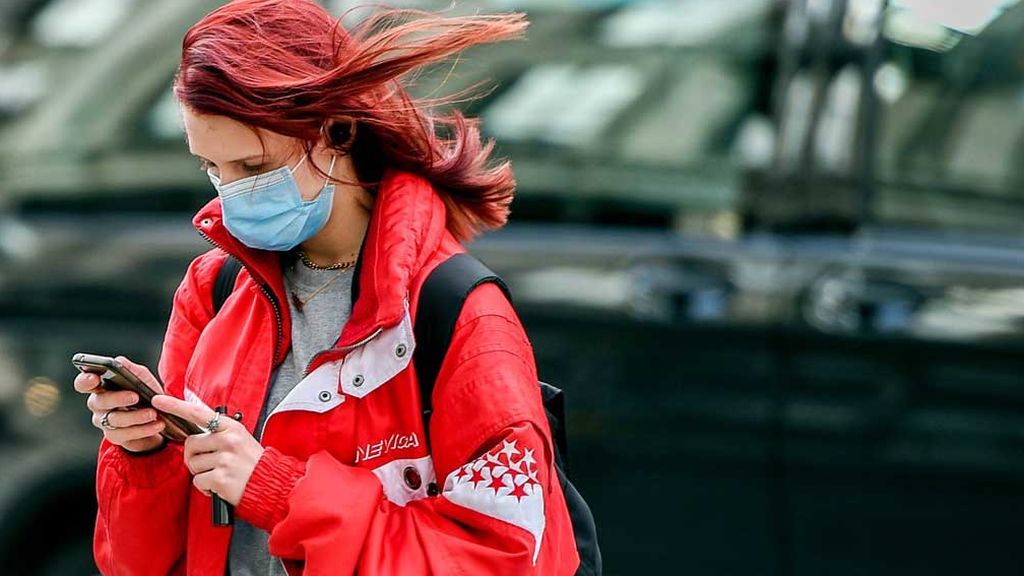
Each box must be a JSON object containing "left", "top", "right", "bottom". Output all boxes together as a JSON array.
[{"left": 0, "top": 0, "right": 1023, "bottom": 574}]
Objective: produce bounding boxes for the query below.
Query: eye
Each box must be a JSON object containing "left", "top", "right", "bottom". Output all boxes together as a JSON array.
[{"left": 242, "top": 163, "right": 266, "bottom": 175}]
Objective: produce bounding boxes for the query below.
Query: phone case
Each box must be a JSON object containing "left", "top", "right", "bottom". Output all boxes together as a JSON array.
[{"left": 72, "top": 353, "right": 205, "bottom": 442}]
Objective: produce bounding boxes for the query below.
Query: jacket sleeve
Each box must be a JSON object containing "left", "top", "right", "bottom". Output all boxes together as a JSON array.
[
  {"left": 93, "top": 250, "right": 226, "bottom": 575},
  {"left": 234, "top": 283, "right": 580, "bottom": 576}
]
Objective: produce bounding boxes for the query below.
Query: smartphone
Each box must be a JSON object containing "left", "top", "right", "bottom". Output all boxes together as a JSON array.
[{"left": 71, "top": 353, "right": 205, "bottom": 442}]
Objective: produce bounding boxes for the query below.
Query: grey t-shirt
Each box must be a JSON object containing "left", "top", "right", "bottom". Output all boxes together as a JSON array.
[{"left": 226, "top": 253, "right": 355, "bottom": 575}]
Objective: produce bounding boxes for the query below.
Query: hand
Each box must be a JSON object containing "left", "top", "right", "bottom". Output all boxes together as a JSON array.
[
  {"left": 74, "top": 356, "right": 166, "bottom": 453},
  {"left": 151, "top": 394, "right": 264, "bottom": 506}
]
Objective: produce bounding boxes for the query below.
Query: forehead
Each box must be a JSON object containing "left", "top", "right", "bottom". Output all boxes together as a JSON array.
[{"left": 181, "top": 106, "right": 285, "bottom": 160}]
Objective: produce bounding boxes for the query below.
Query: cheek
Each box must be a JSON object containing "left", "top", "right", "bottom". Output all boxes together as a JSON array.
[
  {"left": 296, "top": 174, "right": 326, "bottom": 201},
  {"left": 295, "top": 155, "right": 336, "bottom": 201}
]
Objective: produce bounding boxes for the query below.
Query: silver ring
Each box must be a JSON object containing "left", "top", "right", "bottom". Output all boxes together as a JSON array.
[
  {"left": 205, "top": 411, "right": 222, "bottom": 433},
  {"left": 100, "top": 409, "right": 119, "bottom": 431}
]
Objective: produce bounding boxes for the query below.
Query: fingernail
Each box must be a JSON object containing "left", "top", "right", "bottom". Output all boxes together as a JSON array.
[{"left": 129, "top": 394, "right": 139, "bottom": 403}]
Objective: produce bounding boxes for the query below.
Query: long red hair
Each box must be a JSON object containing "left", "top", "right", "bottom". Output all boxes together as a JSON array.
[{"left": 174, "top": 0, "right": 527, "bottom": 242}]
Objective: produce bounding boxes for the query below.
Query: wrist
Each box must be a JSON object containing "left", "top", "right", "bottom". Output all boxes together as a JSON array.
[
  {"left": 236, "top": 447, "right": 306, "bottom": 531},
  {"left": 103, "top": 437, "right": 186, "bottom": 489}
]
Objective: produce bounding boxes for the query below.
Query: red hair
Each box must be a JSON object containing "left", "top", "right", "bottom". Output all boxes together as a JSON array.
[{"left": 174, "top": 0, "right": 527, "bottom": 242}]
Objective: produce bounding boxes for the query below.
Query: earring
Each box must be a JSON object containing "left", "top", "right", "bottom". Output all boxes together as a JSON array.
[{"left": 324, "top": 118, "right": 357, "bottom": 153}]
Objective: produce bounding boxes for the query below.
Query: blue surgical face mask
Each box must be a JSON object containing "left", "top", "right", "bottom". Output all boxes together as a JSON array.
[{"left": 208, "top": 154, "right": 337, "bottom": 251}]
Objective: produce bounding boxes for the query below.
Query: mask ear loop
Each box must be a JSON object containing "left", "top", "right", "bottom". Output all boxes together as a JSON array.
[
  {"left": 290, "top": 153, "right": 309, "bottom": 173},
  {"left": 324, "top": 154, "right": 337, "bottom": 188},
  {"left": 290, "top": 151, "right": 334, "bottom": 197}
]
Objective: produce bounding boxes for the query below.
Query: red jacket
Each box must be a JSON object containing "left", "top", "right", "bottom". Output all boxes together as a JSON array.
[{"left": 92, "top": 168, "right": 581, "bottom": 575}]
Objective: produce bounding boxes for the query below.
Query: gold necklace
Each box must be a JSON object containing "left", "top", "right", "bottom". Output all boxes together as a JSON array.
[
  {"left": 297, "top": 249, "right": 357, "bottom": 271},
  {"left": 290, "top": 268, "right": 349, "bottom": 312}
]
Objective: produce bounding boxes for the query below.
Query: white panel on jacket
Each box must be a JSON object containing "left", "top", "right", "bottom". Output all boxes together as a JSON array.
[
  {"left": 266, "top": 360, "right": 346, "bottom": 418},
  {"left": 371, "top": 455, "right": 438, "bottom": 507},
  {"left": 442, "top": 438, "right": 546, "bottom": 564},
  {"left": 339, "top": 304, "right": 416, "bottom": 399}
]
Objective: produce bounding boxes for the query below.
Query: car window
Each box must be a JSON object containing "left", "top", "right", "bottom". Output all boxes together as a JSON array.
[{"left": 873, "top": 0, "right": 1024, "bottom": 234}]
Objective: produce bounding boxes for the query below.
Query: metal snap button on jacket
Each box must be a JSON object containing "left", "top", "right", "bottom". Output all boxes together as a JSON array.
[
  {"left": 318, "top": 390, "right": 332, "bottom": 402},
  {"left": 395, "top": 343, "right": 408, "bottom": 358},
  {"left": 403, "top": 466, "right": 422, "bottom": 490},
  {"left": 352, "top": 374, "right": 364, "bottom": 387}
]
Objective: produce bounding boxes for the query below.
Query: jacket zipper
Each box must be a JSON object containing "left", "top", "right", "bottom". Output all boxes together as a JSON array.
[
  {"left": 301, "top": 325, "right": 384, "bottom": 379},
  {"left": 258, "top": 325, "right": 383, "bottom": 443},
  {"left": 300, "top": 291, "right": 409, "bottom": 377},
  {"left": 196, "top": 228, "right": 284, "bottom": 363},
  {"left": 255, "top": 329, "right": 382, "bottom": 443}
]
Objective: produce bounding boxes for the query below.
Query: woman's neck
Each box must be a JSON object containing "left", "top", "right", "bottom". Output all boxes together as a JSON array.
[{"left": 297, "top": 180, "right": 375, "bottom": 267}]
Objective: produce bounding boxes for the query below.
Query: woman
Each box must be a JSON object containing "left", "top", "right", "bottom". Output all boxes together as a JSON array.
[{"left": 72, "top": 1, "right": 580, "bottom": 574}]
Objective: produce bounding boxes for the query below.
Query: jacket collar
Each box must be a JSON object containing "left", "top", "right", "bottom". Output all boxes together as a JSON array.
[{"left": 192, "top": 167, "right": 449, "bottom": 350}]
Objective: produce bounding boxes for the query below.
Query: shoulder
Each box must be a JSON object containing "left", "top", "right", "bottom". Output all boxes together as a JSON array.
[
  {"left": 416, "top": 233, "right": 525, "bottom": 338},
  {"left": 157, "top": 249, "right": 233, "bottom": 393},
  {"left": 458, "top": 280, "right": 520, "bottom": 324},
  {"left": 410, "top": 228, "right": 532, "bottom": 377},
  {"left": 186, "top": 247, "right": 232, "bottom": 286},
  {"left": 452, "top": 281, "right": 531, "bottom": 360},
  {"left": 172, "top": 248, "right": 232, "bottom": 320}
]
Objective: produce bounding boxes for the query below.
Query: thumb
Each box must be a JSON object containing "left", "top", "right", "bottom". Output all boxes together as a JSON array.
[{"left": 115, "top": 356, "right": 165, "bottom": 395}]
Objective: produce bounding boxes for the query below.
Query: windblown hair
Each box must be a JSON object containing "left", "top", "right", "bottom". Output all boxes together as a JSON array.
[{"left": 174, "top": 0, "right": 527, "bottom": 242}]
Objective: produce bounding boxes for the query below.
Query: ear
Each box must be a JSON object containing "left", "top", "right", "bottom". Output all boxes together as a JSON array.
[{"left": 322, "top": 117, "right": 357, "bottom": 153}]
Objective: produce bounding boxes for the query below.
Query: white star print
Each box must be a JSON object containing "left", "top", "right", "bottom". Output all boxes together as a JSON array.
[{"left": 499, "top": 439, "right": 521, "bottom": 461}]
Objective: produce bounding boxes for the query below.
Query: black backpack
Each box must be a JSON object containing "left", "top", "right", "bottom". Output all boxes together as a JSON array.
[{"left": 213, "top": 253, "right": 601, "bottom": 575}]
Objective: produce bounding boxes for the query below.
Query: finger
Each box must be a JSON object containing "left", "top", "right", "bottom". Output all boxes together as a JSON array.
[
  {"left": 184, "top": 431, "right": 225, "bottom": 460},
  {"left": 74, "top": 372, "right": 104, "bottom": 394},
  {"left": 92, "top": 408, "right": 158, "bottom": 429},
  {"left": 151, "top": 394, "right": 217, "bottom": 428},
  {"left": 87, "top": 390, "right": 140, "bottom": 413},
  {"left": 193, "top": 469, "right": 220, "bottom": 496},
  {"left": 186, "top": 426, "right": 237, "bottom": 457},
  {"left": 115, "top": 356, "right": 164, "bottom": 395},
  {"left": 102, "top": 420, "right": 166, "bottom": 444},
  {"left": 186, "top": 451, "right": 225, "bottom": 476}
]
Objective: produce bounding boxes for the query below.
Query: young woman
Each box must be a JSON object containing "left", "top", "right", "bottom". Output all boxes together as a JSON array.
[{"left": 72, "top": 1, "right": 580, "bottom": 574}]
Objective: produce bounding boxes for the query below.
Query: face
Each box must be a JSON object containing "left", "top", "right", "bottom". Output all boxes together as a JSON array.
[{"left": 182, "top": 106, "right": 332, "bottom": 201}]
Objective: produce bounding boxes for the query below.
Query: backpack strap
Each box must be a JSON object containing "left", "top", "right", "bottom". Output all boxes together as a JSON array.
[
  {"left": 413, "top": 253, "right": 511, "bottom": 446},
  {"left": 213, "top": 255, "right": 244, "bottom": 314}
]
